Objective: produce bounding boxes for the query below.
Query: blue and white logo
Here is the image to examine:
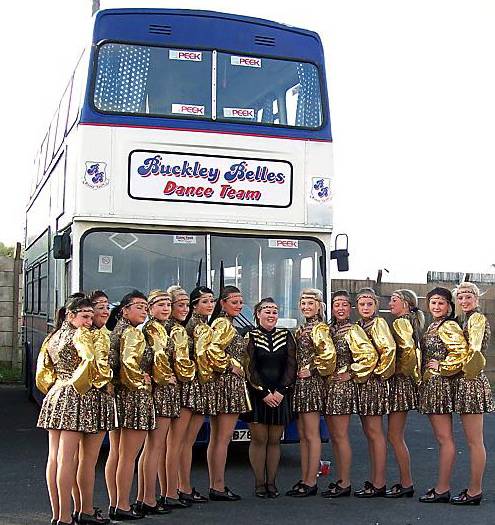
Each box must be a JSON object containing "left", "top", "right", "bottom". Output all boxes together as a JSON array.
[
  {"left": 310, "top": 177, "right": 331, "bottom": 202},
  {"left": 84, "top": 162, "right": 109, "bottom": 189}
]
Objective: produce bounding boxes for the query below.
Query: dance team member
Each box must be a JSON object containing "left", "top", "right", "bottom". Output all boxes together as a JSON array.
[
  {"left": 288, "top": 288, "right": 336, "bottom": 497},
  {"left": 385, "top": 289, "right": 423, "bottom": 498},
  {"left": 321, "top": 290, "right": 358, "bottom": 498},
  {"left": 245, "top": 297, "right": 296, "bottom": 498}
]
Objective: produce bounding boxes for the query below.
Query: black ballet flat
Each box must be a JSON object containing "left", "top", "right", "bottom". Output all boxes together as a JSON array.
[
  {"left": 208, "top": 486, "right": 242, "bottom": 501},
  {"left": 51, "top": 520, "right": 57, "bottom": 525},
  {"left": 178, "top": 488, "right": 209, "bottom": 503},
  {"left": 255, "top": 484, "right": 268, "bottom": 498},
  {"left": 266, "top": 484, "right": 280, "bottom": 499},
  {"left": 113, "top": 507, "right": 144, "bottom": 520},
  {"left": 107, "top": 507, "right": 116, "bottom": 520},
  {"left": 450, "top": 489, "right": 482, "bottom": 505},
  {"left": 285, "top": 479, "right": 303, "bottom": 496},
  {"left": 78, "top": 507, "right": 110, "bottom": 524},
  {"left": 384, "top": 483, "right": 414, "bottom": 498},
  {"left": 354, "top": 481, "right": 386, "bottom": 498},
  {"left": 291, "top": 483, "right": 318, "bottom": 497},
  {"left": 72, "top": 511, "right": 80, "bottom": 524},
  {"left": 164, "top": 496, "right": 192, "bottom": 508},
  {"left": 321, "top": 480, "right": 351, "bottom": 498},
  {"left": 138, "top": 501, "right": 171, "bottom": 515},
  {"left": 418, "top": 488, "right": 451, "bottom": 503}
]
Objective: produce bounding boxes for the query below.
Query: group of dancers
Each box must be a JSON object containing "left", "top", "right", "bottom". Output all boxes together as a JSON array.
[{"left": 35, "top": 280, "right": 493, "bottom": 525}]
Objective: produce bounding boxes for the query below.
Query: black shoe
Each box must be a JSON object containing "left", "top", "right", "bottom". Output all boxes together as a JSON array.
[
  {"left": 113, "top": 507, "right": 144, "bottom": 520},
  {"left": 291, "top": 483, "right": 318, "bottom": 498},
  {"left": 108, "top": 507, "right": 116, "bottom": 520},
  {"left": 354, "top": 481, "right": 386, "bottom": 498},
  {"left": 164, "top": 496, "right": 192, "bottom": 509},
  {"left": 266, "top": 484, "right": 280, "bottom": 499},
  {"left": 139, "top": 501, "right": 171, "bottom": 515},
  {"left": 72, "top": 512, "right": 79, "bottom": 524},
  {"left": 285, "top": 480, "right": 303, "bottom": 496},
  {"left": 78, "top": 507, "right": 110, "bottom": 524},
  {"left": 178, "top": 488, "right": 209, "bottom": 503},
  {"left": 208, "top": 487, "right": 241, "bottom": 501},
  {"left": 321, "top": 480, "right": 351, "bottom": 498},
  {"left": 51, "top": 520, "right": 57, "bottom": 525},
  {"left": 57, "top": 521, "right": 74, "bottom": 525},
  {"left": 384, "top": 483, "right": 414, "bottom": 498},
  {"left": 450, "top": 489, "right": 482, "bottom": 506},
  {"left": 418, "top": 488, "right": 451, "bottom": 503},
  {"left": 255, "top": 485, "right": 268, "bottom": 498}
]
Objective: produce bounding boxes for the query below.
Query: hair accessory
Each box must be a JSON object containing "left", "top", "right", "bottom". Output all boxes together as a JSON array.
[{"left": 148, "top": 289, "right": 171, "bottom": 306}]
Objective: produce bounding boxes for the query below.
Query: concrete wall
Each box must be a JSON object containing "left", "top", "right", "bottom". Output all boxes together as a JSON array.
[{"left": 0, "top": 254, "right": 22, "bottom": 369}]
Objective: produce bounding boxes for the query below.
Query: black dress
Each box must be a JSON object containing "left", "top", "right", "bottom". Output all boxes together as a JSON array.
[{"left": 243, "top": 327, "right": 296, "bottom": 426}]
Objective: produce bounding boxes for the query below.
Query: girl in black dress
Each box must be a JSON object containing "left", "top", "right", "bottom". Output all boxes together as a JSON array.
[{"left": 245, "top": 298, "right": 297, "bottom": 498}]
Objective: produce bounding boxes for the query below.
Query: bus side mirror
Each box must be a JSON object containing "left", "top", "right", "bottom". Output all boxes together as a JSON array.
[
  {"left": 53, "top": 231, "right": 71, "bottom": 259},
  {"left": 330, "top": 233, "right": 349, "bottom": 272}
]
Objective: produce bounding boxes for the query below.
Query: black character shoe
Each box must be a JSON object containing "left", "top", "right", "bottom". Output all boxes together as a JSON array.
[
  {"left": 384, "top": 483, "right": 414, "bottom": 498},
  {"left": 292, "top": 483, "right": 318, "bottom": 498},
  {"left": 266, "top": 484, "right": 280, "bottom": 499},
  {"left": 107, "top": 507, "right": 116, "bottom": 520},
  {"left": 321, "top": 480, "right": 351, "bottom": 498},
  {"left": 208, "top": 486, "right": 241, "bottom": 501},
  {"left": 51, "top": 520, "right": 57, "bottom": 525},
  {"left": 178, "top": 488, "right": 209, "bottom": 503},
  {"left": 354, "top": 481, "right": 386, "bottom": 498},
  {"left": 113, "top": 507, "right": 144, "bottom": 520},
  {"left": 418, "top": 488, "right": 451, "bottom": 503},
  {"left": 139, "top": 501, "right": 171, "bottom": 515},
  {"left": 78, "top": 507, "right": 110, "bottom": 524},
  {"left": 285, "top": 480, "right": 303, "bottom": 496},
  {"left": 255, "top": 484, "right": 268, "bottom": 498},
  {"left": 450, "top": 489, "right": 482, "bottom": 506},
  {"left": 164, "top": 496, "right": 192, "bottom": 509},
  {"left": 72, "top": 512, "right": 80, "bottom": 524}
]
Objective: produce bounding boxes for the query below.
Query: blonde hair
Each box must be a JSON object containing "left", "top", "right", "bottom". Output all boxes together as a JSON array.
[
  {"left": 392, "top": 288, "right": 425, "bottom": 343},
  {"left": 167, "top": 285, "right": 189, "bottom": 304},
  {"left": 299, "top": 288, "right": 326, "bottom": 321}
]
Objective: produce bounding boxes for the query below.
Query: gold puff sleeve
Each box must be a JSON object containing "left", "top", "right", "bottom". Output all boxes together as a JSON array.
[
  {"left": 119, "top": 326, "right": 149, "bottom": 390},
  {"left": 437, "top": 320, "right": 470, "bottom": 377},
  {"left": 35, "top": 335, "right": 56, "bottom": 395},
  {"left": 392, "top": 318, "right": 421, "bottom": 383},
  {"left": 146, "top": 321, "right": 174, "bottom": 385},
  {"left": 346, "top": 324, "right": 379, "bottom": 383},
  {"left": 207, "top": 317, "right": 237, "bottom": 373},
  {"left": 462, "top": 313, "right": 487, "bottom": 379},
  {"left": 171, "top": 324, "right": 196, "bottom": 382},
  {"left": 370, "top": 318, "right": 396, "bottom": 380},
  {"left": 90, "top": 328, "right": 113, "bottom": 389},
  {"left": 193, "top": 323, "right": 215, "bottom": 383},
  {"left": 72, "top": 327, "right": 97, "bottom": 395},
  {"left": 311, "top": 322, "right": 337, "bottom": 376}
]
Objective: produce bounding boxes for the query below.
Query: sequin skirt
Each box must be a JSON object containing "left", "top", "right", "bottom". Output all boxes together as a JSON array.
[
  {"left": 119, "top": 385, "right": 156, "bottom": 430},
  {"left": 292, "top": 375, "right": 324, "bottom": 413},
  {"left": 199, "top": 380, "right": 217, "bottom": 416},
  {"left": 356, "top": 375, "right": 389, "bottom": 416},
  {"left": 418, "top": 375, "right": 454, "bottom": 414},
  {"left": 153, "top": 383, "right": 181, "bottom": 419},
  {"left": 181, "top": 378, "right": 205, "bottom": 413},
  {"left": 452, "top": 373, "right": 495, "bottom": 414},
  {"left": 323, "top": 378, "right": 358, "bottom": 416},
  {"left": 38, "top": 383, "right": 101, "bottom": 433},
  {"left": 242, "top": 387, "right": 293, "bottom": 426},
  {"left": 388, "top": 374, "right": 417, "bottom": 412},
  {"left": 214, "top": 371, "right": 250, "bottom": 414}
]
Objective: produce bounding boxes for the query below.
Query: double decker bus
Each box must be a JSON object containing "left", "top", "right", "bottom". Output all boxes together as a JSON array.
[{"left": 24, "top": 8, "right": 346, "bottom": 441}]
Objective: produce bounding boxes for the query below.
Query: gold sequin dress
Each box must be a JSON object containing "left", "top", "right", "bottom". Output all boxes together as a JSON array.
[
  {"left": 292, "top": 317, "right": 336, "bottom": 414},
  {"left": 418, "top": 318, "right": 467, "bottom": 414},
  {"left": 37, "top": 322, "right": 103, "bottom": 433},
  {"left": 143, "top": 318, "right": 181, "bottom": 418},
  {"left": 352, "top": 317, "right": 396, "bottom": 416},
  {"left": 117, "top": 322, "right": 156, "bottom": 430},
  {"left": 185, "top": 313, "right": 217, "bottom": 415},
  {"left": 389, "top": 315, "right": 420, "bottom": 412},
  {"left": 208, "top": 315, "right": 250, "bottom": 414},
  {"left": 453, "top": 310, "right": 494, "bottom": 414},
  {"left": 109, "top": 318, "right": 127, "bottom": 426},
  {"left": 323, "top": 320, "right": 358, "bottom": 415}
]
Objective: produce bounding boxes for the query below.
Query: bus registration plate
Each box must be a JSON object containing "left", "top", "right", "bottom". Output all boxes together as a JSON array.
[{"left": 232, "top": 429, "right": 251, "bottom": 442}]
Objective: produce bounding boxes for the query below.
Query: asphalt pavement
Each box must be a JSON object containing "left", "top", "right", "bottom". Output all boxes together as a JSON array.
[{"left": 1, "top": 384, "right": 494, "bottom": 525}]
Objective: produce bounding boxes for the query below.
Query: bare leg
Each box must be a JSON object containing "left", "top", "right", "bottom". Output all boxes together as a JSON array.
[
  {"left": 57, "top": 431, "right": 82, "bottom": 523},
  {"left": 157, "top": 441, "right": 167, "bottom": 499},
  {"left": 72, "top": 444, "right": 81, "bottom": 515},
  {"left": 105, "top": 429, "right": 120, "bottom": 508},
  {"left": 166, "top": 408, "right": 193, "bottom": 498},
  {"left": 116, "top": 429, "right": 147, "bottom": 511},
  {"left": 207, "top": 416, "right": 218, "bottom": 489},
  {"left": 460, "top": 413, "right": 485, "bottom": 495},
  {"left": 387, "top": 412, "right": 413, "bottom": 487},
  {"left": 46, "top": 430, "right": 61, "bottom": 522},
  {"left": 178, "top": 413, "right": 204, "bottom": 494},
  {"left": 428, "top": 414, "right": 455, "bottom": 493},
  {"left": 143, "top": 417, "right": 171, "bottom": 506},
  {"left": 300, "top": 412, "right": 321, "bottom": 486},
  {"left": 209, "top": 413, "right": 239, "bottom": 491},
  {"left": 248, "top": 423, "right": 269, "bottom": 487},
  {"left": 78, "top": 432, "right": 105, "bottom": 515},
  {"left": 361, "top": 415, "right": 386, "bottom": 488},
  {"left": 266, "top": 425, "right": 284, "bottom": 486},
  {"left": 326, "top": 415, "right": 352, "bottom": 487},
  {"left": 296, "top": 417, "right": 308, "bottom": 482},
  {"left": 136, "top": 436, "right": 147, "bottom": 503}
]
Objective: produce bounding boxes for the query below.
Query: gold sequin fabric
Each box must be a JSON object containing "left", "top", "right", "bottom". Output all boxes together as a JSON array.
[
  {"left": 418, "top": 319, "right": 454, "bottom": 414},
  {"left": 355, "top": 318, "right": 389, "bottom": 416},
  {"left": 324, "top": 321, "right": 358, "bottom": 415},
  {"left": 109, "top": 318, "right": 128, "bottom": 426},
  {"left": 37, "top": 323, "right": 100, "bottom": 433},
  {"left": 453, "top": 311, "right": 494, "bottom": 413},
  {"left": 119, "top": 329, "right": 156, "bottom": 430},
  {"left": 293, "top": 317, "right": 325, "bottom": 413},
  {"left": 213, "top": 316, "right": 250, "bottom": 414}
]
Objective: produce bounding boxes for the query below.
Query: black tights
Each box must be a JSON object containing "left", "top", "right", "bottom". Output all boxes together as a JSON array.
[{"left": 248, "top": 423, "right": 284, "bottom": 487}]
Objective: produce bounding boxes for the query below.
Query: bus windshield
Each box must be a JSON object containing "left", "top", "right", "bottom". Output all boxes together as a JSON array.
[{"left": 93, "top": 43, "right": 323, "bottom": 129}]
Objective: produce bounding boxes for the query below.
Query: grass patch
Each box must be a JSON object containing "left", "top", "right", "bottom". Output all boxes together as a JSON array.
[{"left": 0, "top": 365, "right": 22, "bottom": 383}]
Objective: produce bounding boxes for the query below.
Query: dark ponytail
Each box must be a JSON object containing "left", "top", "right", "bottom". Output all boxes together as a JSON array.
[
  {"left": 185, "top": 285, "right": 214, "bottom": 325},
  {"left": 107, "top": 289, "right": 147, "bottom": 330},
  {"left": 209, "top": 285, "right": 241, "bottom": 325}
]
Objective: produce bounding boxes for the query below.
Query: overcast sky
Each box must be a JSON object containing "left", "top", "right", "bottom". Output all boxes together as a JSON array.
[{"left": 1, "top": 0, "right": 494, "bottom": 282}]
